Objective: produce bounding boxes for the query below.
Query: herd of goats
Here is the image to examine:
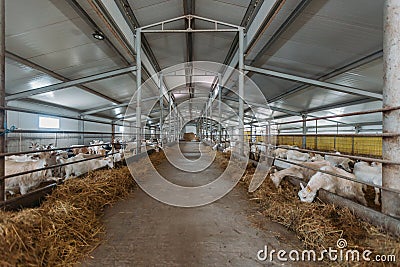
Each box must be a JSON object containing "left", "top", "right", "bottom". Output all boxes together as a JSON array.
[
  {"left": 215, "top": 141, "right": 382, "bottom": 207},
  {"left": 3, "top": 139, "right": 159, "bottom": 197},
  {"left": 2, "top": 138, "right": 383, "bottom": 209}
]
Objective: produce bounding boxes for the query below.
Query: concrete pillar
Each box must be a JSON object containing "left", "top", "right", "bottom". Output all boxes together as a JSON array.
[
  {"left": 382, "top": 0, "right": 400, "bottom": 219},
  {"left": 238, "top": 28, "right": 245, "bottom": 155},
  {"left": 136, "top": 29, "right": 142, "bottom": 153},
  {"left": 0, "top": 0, "right": 4, "bottom": 201},
  {"left": 302, "top": 114, "right": 307, "bottom": 149}
]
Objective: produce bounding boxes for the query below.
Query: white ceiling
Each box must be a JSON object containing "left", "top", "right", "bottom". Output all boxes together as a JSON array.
[{"left": 3, "top": 0, "right": 386, "bottom": 132}]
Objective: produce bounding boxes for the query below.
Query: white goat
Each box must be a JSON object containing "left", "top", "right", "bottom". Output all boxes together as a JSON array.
[
  {"left": 273, "top": 148, "right": 287, "bottom": 159},
  {"left": 89, "top": 140, "right": 104, "bottom": 154},
  {"left": 5, "top": 152, "right": 58, "bottom": 195},
  {"left": 353, "top": 161, "right": 382, "bottom": 206},
  {"left": 60, "top": 155, "right": 114, "bottom": 179},
  {"left": 270, "top": 160, "right": 331, "bottom": 188},
  {"left": 324, "top": 152, "right": 354, "bottom": 172},
  {"left": 287, "top": 149, "right": 310, "bottom": 162},
  {"left": 311, "top": 153, "right": 324, "bottom": 162},
  {"left": 298, "top": 165, "right": 367, "bottom": 205}
]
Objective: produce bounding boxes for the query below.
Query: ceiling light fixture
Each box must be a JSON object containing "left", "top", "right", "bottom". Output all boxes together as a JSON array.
[{"left": 92, "top": 31, "right": 105, "bottom": 40}]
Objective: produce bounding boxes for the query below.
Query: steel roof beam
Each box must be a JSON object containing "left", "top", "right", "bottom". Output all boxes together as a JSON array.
[
  {"left": 6, "top": 66, "right": 136, "bottom": 101},
  {"left": 248, "top": 0, "right": 311, "bottom": 66},
  {"left": 6, "top": 51, "right": 122, "bottom": 105},
  {"left": 66, "top": 0, "right": 132, "bottom": 66},
  {"left": 267, "top": 50, "right": 383, "bottom": 103},
  {"left": 183, "top": 0, "right": 194, "bottom": 99},
  {"left": 245, "top": 65, "right": 383, "bottom": 100},
  {"left": 222, "top": 95, "right": 300, "bottom": 116},
  {"left": 222, "top": 0, "right": 262, "bottom": 67},
  {"left": 222, "top": 95, "right": 350, "bottom": 126},
  {"left": 82, "top": 96, "right": 159, "bottom": 115},
  {"left": 114, "top": 0, "right": 161, "bottom": 72},
  {"left": 273, "top": 98, "right": 375, "bottom": 120}
]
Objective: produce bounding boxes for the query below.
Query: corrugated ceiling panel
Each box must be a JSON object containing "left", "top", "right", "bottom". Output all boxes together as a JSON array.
[
  {"left": 29, "top": 88, "right": 111, "bottom": 110},
  {"left": 146, "top": 34, "right": 186, "bottom": 68},
  {"left": 56, "top": 57, "right": 124, "bottom": 79},
  {"left": 24, "top": 42, "right": 115, "bottom": 71},
  {"left": 130, "top": 0, "right": 183, "bottom": 26},
  {"left": 6, "top": 73, "right": 60, "bottom": 95},
  {"left": 5, "top": 58, "right": 43, "bottom": 83},
  {"left": 85, "top": 74, "right": 137, "bottom": 102},
  {"left": 6, "top": 0, "right": 78, "bottom": 36},
  {"left": 326, "top": 58, "right": 383, "bottom": 93},
  {"left": 195, "top": 0, "right": 249, "bottom": 25}
]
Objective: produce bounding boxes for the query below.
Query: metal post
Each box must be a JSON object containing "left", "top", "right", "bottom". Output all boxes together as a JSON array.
[
  {"left": 209, "top": 97, "right": 213, "bottom": 142},
  {"left": 218, "top": 73, "right": 222, "bottom": 144},
  {"left": 0, "top": 0, "right": 5, "bottom": 201},
  {"left": 111, "top": 122, "right": 115, "bottom": 154},
  {"left": 78, "top": 115, "right": 85, "bottom": 145},
  {"left": 169, "top": 92, "right": 172, "bottom": 142},
  {"left": 136, "top": 29, "right": 142, "bottom": 153},
  {"left": 205, "top": 108, "right": 208, "bottom": 139},
  {"left": 383, "top": 0, "right": 400, "bottom": 219},
  {"left": 238, "top": 28, "right": 245, "bottom": 155},
  {"left": 174, "top": 108, "right": 177, "bottom": 141},
  {"left": 302, "top": 114, "right": 307, "bottom": 149},
  {"left": 314, "top": 119, "right": 318, "bottom": 150},
  {"left": 250, "top": 123, "right": 253, "bottom": 147},
  {"left": 159, "top": 73, "right": 163, "bottom": 146}
]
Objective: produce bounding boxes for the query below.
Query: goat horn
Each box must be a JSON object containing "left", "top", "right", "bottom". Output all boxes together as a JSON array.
[{"left": 300, "top": 182, "right": 305, "bottom": 190}]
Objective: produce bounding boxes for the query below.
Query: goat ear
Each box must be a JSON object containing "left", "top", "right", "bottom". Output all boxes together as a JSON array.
[{"left": 300, "top": 182, "right": 305, "bottom": 190}]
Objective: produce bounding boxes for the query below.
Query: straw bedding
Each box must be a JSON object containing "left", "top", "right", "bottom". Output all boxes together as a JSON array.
[
  {"left": 0, "top": 152, "right": 164, "bottom": 266},
  {"left": 214, "top": 152, "right": 399, "bottom": 266}
]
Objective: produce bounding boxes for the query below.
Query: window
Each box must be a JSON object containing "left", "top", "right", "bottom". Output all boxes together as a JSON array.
[
  {"left": 119, "top": 126, "right": 125, "bottom": 132},
  {"left": 39, "top": 116, "right": 60, "bottom": 129}
]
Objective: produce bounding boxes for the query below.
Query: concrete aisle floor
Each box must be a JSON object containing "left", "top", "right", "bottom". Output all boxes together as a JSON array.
[{"left": 81, "top": 142, "right": 311, "bottom": 267}]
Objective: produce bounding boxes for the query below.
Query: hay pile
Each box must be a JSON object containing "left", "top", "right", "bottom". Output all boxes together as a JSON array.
[
  {"left": 0, "top": 165, "right": 136, "bottom": 266},
  {"left": 215, "top": 152, "right": 400, "bottom": 265},
  {"left": 183, "top": 132, "right": 196, "bottom": 141},
  {"left": 149, "top": 150, "right": 167, "bottom": 167}
]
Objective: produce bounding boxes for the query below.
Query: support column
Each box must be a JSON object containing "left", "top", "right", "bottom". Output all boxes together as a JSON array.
[
  {"left": 174, "top": 108, "right": 177, "bottom": 141},
  {"left": 218, "top": 73, "right": 222, "bottom": 144},
  {"left": 0, "top": 0, "right": 4, "bottom": 201},
  {"left": 159, "top": 73, "right": 163, "bottom": 146},
  {"left": 302, "top": 114, "right": 307, "bottom": 149},
  {"left": 209, "top": 97, "right": 213, "bottom": 142},
  {"left": 136, "top": 29, "right": 142, "bottom": 153},
  {"left": 169, "top": 92, "right": 172, "bottom": 142},
  {"left": 78, "top": 115, "right": 85, "bottom": 145},
  {"left": 383, "top": 0, "right": 400, "bottom": 219},
  {"left": 238, "top": 27, "right": 245, "bottom": 155},
  {"left": 111, "top": 122, "right": 115, "bottom": 154}
]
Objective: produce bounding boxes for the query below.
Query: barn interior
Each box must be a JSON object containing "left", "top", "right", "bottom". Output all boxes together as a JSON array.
[{"left": 0, "top": 0, "right": 399, "bottom": 266}]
